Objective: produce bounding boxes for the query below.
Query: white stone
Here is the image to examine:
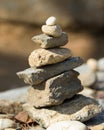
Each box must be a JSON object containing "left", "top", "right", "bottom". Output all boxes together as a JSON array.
[
  {"left": 46, "top": 16, "right": 56, "bottom": 26},
  {"left": 47, "top": 121, "right": 88, "bottom": 130},
  {"left": 87, "top": 58, "right": 98, "bottom": 71},
  {"left": 75, "top": 64, "right": 96, "bottom": 87},
  {"left": 0, "top": 119, "right": 16, "bottom": 130},
  {"left": 41, "top": 25, "right": 62, "bottom": 37},
  {"left": 98, "top": 58, "right": 104, "bottom": 71}
]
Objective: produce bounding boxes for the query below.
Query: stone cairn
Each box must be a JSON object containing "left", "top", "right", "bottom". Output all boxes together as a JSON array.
[{"left": 17, "top": 17, "right": 102, "bottom": 129}]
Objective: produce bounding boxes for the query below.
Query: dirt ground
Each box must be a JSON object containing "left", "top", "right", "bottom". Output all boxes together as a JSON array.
[{"left": 0, "top": 22, "right": 104, "bottom": 91}]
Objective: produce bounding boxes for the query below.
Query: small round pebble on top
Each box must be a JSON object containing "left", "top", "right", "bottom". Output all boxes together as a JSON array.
[
  {"left": 42, "top": 24, "right": 62, "bottom": 37},
  {"left": 46, "top": 16, "right": 56, "bottom": 26}
]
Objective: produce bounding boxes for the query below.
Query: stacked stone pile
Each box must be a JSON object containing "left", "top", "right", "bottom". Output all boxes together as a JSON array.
[{"left": 17, "top": 17, "right": 102, "bottom": 129}]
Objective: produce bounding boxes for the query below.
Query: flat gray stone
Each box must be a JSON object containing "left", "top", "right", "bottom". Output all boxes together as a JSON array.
[
  {"left": 17, "top": 57, "right": 83, "bottom": 85},
  {"left": 27, "top": 70, "right": 83, "bottom": 107},
  {"left": 32, "top": 32, "right": 68, "bottom": 49},
  {"left": 28, "top": 48, "right": 72, "bottom": 67},
  {"left": 23, "top": 94, "right": 102, "bottom": 128}
]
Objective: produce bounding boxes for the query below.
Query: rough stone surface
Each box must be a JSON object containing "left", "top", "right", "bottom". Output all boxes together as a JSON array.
[
  {"left": 28, "top": 48, "right": 72, "bottom": 67},
  {"left": 46, "top": 16, "right": 56, "bottom": 26},
  {"left": 23, "top": 94, "right": 102, "bottom": 128},
  {"left": 41, "top": 25, "right": 62, "bottom": 37},
  {"left": 27, "top": 70, "right": 83, "bottom": 107},
  {"left": 75, "top": 64, "right": 96, "bottom": 87},
  {"left": 17, "top": 57, "right": 83, "bottom": 85},
  {"left": 32, "top": 32, "right": 68, "bottom": 49},
  {"left": 47, "top": 121, "right": 88, "bottom": 130}
]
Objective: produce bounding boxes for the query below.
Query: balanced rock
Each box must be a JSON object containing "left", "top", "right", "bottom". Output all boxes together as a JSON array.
[
  {"left": 47, "top": 121, "right": 88, "bottom": 130},
  {"left": 46, "top": 16, "right": 56, "bottom": 26},
  {"left": 28, "top": 48, "right": 72, "bottom": 67},
  {"left": 27, "top": 70, "right": 83, "bottom": 107},
  {"left": 42, "top": 25, "right": 62, "bottom": 37},
  {"left": 23, "top": 94, "right": 102, "bottom": 128},
  {"left": 17, "top": 57, "right": 83, "bottom": 85},
  {"left": 32, "top": 32, "right": 68, "bottom": 49}
]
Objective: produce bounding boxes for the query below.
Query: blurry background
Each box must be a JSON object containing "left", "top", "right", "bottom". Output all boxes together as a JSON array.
[{"left": 0, "top": 0, "right": 104, "bottom": 91}]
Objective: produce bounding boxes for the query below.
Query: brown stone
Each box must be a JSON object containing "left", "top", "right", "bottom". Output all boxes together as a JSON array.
[{"left": 28, "top": 48, "right": 72, "bottom": 67}]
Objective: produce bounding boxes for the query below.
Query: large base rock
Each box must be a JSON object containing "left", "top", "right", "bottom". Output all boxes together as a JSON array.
[
  {"left": 23, "top": 94, "right": 102, "bottom": 128},
  {"left": 27, "top": 70, "right": 83, "bottom": 107}
]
